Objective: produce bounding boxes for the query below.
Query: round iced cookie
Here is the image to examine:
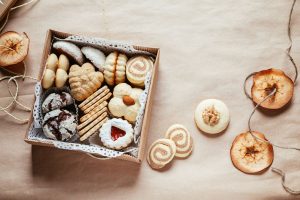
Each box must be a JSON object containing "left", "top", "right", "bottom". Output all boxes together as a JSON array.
[
  {"left": 194, "top": 99, "right": 230, "bottom": 134},
  {"left": 165, "top": 124, "right": 193, "bottom": 158}
]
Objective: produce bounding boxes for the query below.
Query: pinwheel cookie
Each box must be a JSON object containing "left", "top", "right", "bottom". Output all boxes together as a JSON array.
[
  {"left": 147, "top": 138, "right": 176, "bottom": 170},
  {"left": 194, "top": 99, "right": 230, "bottom": 134},
  {"left": 251, "top": 68, "right": 294, "bottom": 109},
  {"left": 126, "top": 56, "right": 153, "bottom": 87},
  {"left": 165, "top": 124, "right": 193, "bottom": 158},
  {"left": 230, "top": 131, "right": 274, "bottom": 174}
]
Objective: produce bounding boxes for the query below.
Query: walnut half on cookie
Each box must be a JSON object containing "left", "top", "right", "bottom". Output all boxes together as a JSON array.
[{"left": 194, "top": 99, "right": 230, "bottom": 134}]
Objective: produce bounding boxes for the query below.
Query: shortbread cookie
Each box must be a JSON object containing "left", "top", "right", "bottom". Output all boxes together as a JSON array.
[
  {"left": 42, "top": 109, "right": 77, "bottom": 141},
  {"left": 80, "top": 117, "right": 108, "bottom": 141},
  {"left": 78, "top": 85, "right": 108, "bottom": 108},
  {"left": 58, "top": 54, "right": 70, "bottom": 72},
  {"left": 45, "top": 53, "right": 58, "bottom": 71},
  {"left": 165, "top": 124, "right": 193, "bottom": 158},
  {"left": 126, "top": 56, "right": 153, "bottom": 87},
  {"left": 99, "top": 118, "right": 133, "bottom": 150},
  {"left": 108, "top": 83, "right": 143, "bottom": 123},
  {"left": 81, "top": 46, "right": 106, "bottom": 72},
  {"left": 194, "top": 99, "right": 230, "bottom": 134},
  {"left": 42, "top": 69, "right": 56, "bottom": 89},
  {"left": 53, "top": 41, "right": 84, "bottom": 65},
  {"left": 55, "top": 68, "right": 68, "bottom": 88},
  {"left": 79, "top": 111, "right": 107, "bottom": 136},
  {"left": 230, "top": 131, "right": 274, "bottom": 174},
  {"left": 42, "top": 92, "right": 73, "bottom": 113},
  {"left": 103, "top": 51, "right": 127, "bottom": 86},
  {"left": 80, "top": 101, "right": 108, "bottom": 123},
  {"left": 147, "top": 138, "right": 176, "bottom": 170},
  {"left": 251, "top": 68, "right": 294, "bottom": 109},
  {"left": 83, "top": 92, "right": 112, "bottom": 114},
  {"left": 69, "top": 63, "right": 104, "bottom": 101},
  {"left": 77, "top": 107, "right": 107, "bottom": 130}
]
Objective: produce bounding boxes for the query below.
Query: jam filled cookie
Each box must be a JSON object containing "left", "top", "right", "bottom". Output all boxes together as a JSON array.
[
  {"left": 42, "top": 109, "right": 77, "bottom": 141},
  {"left": 103, "top": 51, "right": 127, "bottom": 86},
  {"left": 230, "top": 131, "right": 274, "bottom": 174},
  {"left": 42, "top": 92, "right": 73, "bottom": 113},
  {"left": 99, "top": 118, "right": 133, "bottom": 150},
  {"left": 194, "top": 99, "right": 230, "bottom": 134},
  {"left": 251, "top": 68, "right": 294, "bottom": 109},
  {"left": 126, "top": 56, "right": 153, "bottom": 87},
  {"left": 165, "top": 124, "right": 193, "bottom": 158},
  {"left": 147, "top": 138, "right": 176, "bottom": 170}
]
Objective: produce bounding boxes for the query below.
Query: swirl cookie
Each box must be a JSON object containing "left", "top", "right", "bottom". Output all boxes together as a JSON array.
[
  {"left": 126, "top": 56, "right": 153, "bottom": 87},
  {"left": 147, "top": 138, "right": 176, "bottom": 170},
  {"left": 165, "top": 124, "right": 193, "bottom": 158},
  {"left": 230, "top": 131, "right": 274, "bottom": 174},
  {"left": 194, "top": 99, "right": 230, "bottom": 134}
]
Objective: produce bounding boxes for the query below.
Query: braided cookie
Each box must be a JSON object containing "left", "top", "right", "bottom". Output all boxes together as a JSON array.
[
  {"left": 230, "top": 131, "right": 274, "bottom": 174},
  {"left": 147, "top": 139, "right": 176, "bottom": 170},
  {"left": 165, "top": 124, "right": 193, "bottom": 158},
  {"left": 126, "top": 56, "right": 153, "bottom": 87}
]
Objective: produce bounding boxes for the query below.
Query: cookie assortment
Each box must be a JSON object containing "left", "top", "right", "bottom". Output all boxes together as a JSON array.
[{"left": 39, "top": 37, "right": 154, "bottom": 154}]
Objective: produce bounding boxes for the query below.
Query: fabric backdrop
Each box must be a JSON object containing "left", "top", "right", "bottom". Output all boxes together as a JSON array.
[{"left": 0, "top": 0, "right": 300, "bottom": 199}]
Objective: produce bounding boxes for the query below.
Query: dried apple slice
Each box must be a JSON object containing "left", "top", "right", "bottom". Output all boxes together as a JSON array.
[
  {"left": 230, "top": 131, "right": 274, "bottom": 174},
  {"left": 251, "top": 68, "right": 294, "bottom": 109},
  {"left": 0, "top": 31, "right": 29, "bottom": 67}
]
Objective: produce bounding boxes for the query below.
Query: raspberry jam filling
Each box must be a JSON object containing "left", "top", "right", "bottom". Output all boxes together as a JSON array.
[{"left": 111, "top": 126, "right": 126, "bottom": 141}]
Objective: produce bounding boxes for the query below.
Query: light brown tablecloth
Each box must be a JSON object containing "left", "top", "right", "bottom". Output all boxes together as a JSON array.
[{"left": 0, "top": 0, "right": 300, "bottom": 199}]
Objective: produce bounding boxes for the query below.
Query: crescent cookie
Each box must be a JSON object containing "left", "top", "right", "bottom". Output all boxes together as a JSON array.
[
  {"left": 147, "top": 138, "right": 176, "bottom": 170},
  {"left": 194, "top": 99, "right": 230, "bottom": 134},
  {"left": 165, "top": 124, "right": 193, "bottom": 158},
  {"left": 230, "top": 131, "right": 274, "bottom": 174},
  {"left": 126, "top": 56, "right": 153, "bottom": 87}
]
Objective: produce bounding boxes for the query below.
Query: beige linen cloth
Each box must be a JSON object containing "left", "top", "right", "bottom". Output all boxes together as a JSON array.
[{"left": 0, "top": 0, "right": 299, "bottom": 199}]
